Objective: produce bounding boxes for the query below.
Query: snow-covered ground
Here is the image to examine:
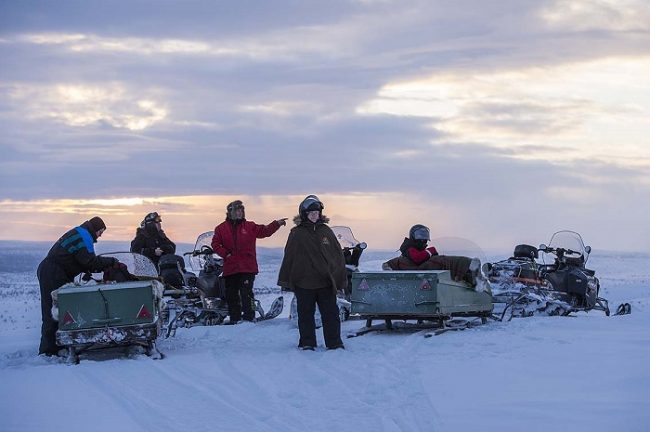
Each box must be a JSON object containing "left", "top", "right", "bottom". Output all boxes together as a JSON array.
[{"left": 1, "top": 242, "right": 648, "bottom": 432}]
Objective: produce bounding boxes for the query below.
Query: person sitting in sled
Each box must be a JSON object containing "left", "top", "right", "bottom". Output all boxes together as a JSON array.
[
  {"left": 37, "top": 217, "right": 120, "bottom": 356},
  {"left": 399, "top": 224, "right": 439, "bottom": 265},
  {"left": 130, "top": 212, "right": 176, "bottom": 268},
  {"left": 383, "top": 224, "right": 484, "bottom": 288}
]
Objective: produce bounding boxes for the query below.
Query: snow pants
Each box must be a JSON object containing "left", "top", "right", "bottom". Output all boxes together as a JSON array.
[
  {"left": 294, "top": 287, "right": 343, "bottom": 349},
  {"left": 37, "top": 258, "right": 70, "bottom": 355},
  {"left": 225, "top": 273, "right": 256, "bottom": 322}
]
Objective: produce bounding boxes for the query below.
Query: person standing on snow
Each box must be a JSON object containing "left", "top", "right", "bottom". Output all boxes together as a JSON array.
[
  {"left": 37, "top": 216, "right": 119, "bottom": 356},
  {"left": 278, "top": 195, "right": 347, "bottom": 350},
  {"left": 211, "top": 200, "right": 287, "bottom": 323},
  {"left": 130, "top": 212, "right": 176, "bottom": 268}
]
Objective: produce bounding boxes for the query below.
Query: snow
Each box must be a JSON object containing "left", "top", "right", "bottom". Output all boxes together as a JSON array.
[{"left": 1, "top": 244, "right": 649, "bottom": 432}]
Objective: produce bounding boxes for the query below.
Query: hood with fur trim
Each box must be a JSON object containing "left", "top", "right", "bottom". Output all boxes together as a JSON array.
[{"left": 293, "top": 214, "right": 330, "bottom": 226}]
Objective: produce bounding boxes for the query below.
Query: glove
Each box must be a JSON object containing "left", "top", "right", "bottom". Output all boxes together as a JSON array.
[
  {"left": 276, "top": 218, "right": 288, "bottom": 226},
  {"left": 82, "top": 272, "right": 93, "bottom": 282},
  {"left": 426, "top": 246, "right": 438, "bottom": 257},
  {"left": 112, "top": 260, "right": 127, "bottom": 270}
]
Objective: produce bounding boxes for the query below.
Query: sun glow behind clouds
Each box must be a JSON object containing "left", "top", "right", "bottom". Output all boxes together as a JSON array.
[
  {"left": 357, "top": 57, "right": 650, "bottom": 166},
  {"left": 8, "top": 82, "right": 167, "bottom": 130},
  {"left": 0, "top": 194, "right": 457, "bottom": 248},
  {"left": 541, "top": 0, "right": 650, "bottom": 31}
]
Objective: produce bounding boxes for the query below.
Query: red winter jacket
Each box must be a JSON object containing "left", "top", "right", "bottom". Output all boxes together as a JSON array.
[{"left": 211, "top": 219, "right": 282, "bottom": 276}]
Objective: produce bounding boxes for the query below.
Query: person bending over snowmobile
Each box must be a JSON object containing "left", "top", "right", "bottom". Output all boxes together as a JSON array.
[
  {"left": 278, "top": 195, "right": 346, "bottom": 350},
  {"left": 211, "top": 200, "right": 287, "bottom": 323},
  {"left": 384, "top": 224, "right": 482, "bottom": 287},
  {"left": 37, "top": 217, "right": 120, "bottom": 356},
  {"left": 130, "top": 212, "right": 176, "bottom": 268}
]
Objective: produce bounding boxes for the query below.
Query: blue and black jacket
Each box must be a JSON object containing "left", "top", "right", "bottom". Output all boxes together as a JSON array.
[{"left": 45, "top": 221, "right": 116, "bottom": 281}]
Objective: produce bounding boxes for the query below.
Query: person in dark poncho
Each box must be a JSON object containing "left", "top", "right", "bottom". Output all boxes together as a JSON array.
[
  {"left": 278, "top": 195, "right": 347, "bottom": 351},
  {"left": 37, "top": 216, "right": 119, "bottom": 356}
]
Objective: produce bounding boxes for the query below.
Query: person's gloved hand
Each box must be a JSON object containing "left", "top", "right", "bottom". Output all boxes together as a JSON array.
[
  {"left": 276, "top": 218, "right": 288, "bottom": 226},
  {"left": 426, "top": 246, "right": 438, "bottom": 256},
  {"left": 82, "top": 272, "right": 93, "bottom": 282},
  {"left": 111, "top": 260, "right": 127, "bottom": 270}
]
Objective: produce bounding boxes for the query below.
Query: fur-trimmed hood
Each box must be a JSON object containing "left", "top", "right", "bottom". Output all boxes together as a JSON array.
[{"left": 292, "top": 214, "right": 330, "bottom": 226}]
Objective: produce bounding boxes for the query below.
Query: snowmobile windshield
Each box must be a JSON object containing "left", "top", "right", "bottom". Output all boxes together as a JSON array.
[
  {"left": 548, "top": 230, "right": 588, "bottom": 258},
  {"left": 189, "top": 231, "right": 223, "bottom": 272},
  {"left": 431, "top": 236, "right": 487, "bottom": 266},
  {"left": 97, "top": 252, "right": 158, "bottom": 277},
  {"left": 331, "top": 226, "right": 364, "bottom": 249}
]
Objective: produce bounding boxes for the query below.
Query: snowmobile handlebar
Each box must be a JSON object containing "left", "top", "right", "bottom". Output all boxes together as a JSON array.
[
  {"left": 184, "top": 245, "right": 216, "bottom": 257},
  {"left": 538, "top": 245, "right": 582, "bottom": 257},
  {"left": 342, "top": 242, "right": 367, "bottom": 252}
]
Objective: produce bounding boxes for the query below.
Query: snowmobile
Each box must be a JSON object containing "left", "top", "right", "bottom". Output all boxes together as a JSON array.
[
  {"left": 489, "top": 230, "right": 613, "bottom": 320},
  {"left": 162, "top": 232, "right": 284, "bottom": 337},
  {"left": 53, "top": 252, "right": 165, "bottom": 363},
  {"left": 287, "top": 226, "right": 366, "bottom": 326}
]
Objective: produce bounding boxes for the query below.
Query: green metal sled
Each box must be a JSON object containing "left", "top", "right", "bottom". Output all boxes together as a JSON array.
[
  {"left": 349, "top": 270, "right": 492, "bottom": 336},
  {"left": 54, "top": 279, "right": 165, "bottom": 362}
]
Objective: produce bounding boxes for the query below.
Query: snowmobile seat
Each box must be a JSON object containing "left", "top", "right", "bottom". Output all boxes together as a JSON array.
[
  {"left": 513, "top": 244, "right": 538, "bottom": 260},
  {"left": 159, "top": 254, "right": 187, "bottom": 289}
]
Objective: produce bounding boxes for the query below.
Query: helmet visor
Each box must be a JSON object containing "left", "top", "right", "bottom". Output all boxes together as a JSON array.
[
  {"left": 300, "top": 196, "right": 323, "bottom": 212},
  {"left": 412, "top": 226, "right": 430, "bottom": 241}
]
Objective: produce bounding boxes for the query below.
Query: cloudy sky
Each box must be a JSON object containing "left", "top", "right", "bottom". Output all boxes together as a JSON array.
[{"left": 1, "top": 0, "right": 649, "bottom": 252}]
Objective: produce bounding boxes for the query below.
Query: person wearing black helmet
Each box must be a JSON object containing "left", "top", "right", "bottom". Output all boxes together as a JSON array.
[
  {"left": 211, "top": 200, "right": 287, "bottom": 323},
  {"left": 278, "top": 195, "right": 347, "bottom": 350},
  {"left": 384, "top": 224, "right": 484, "bottom": 288},
  {"left": 37, "top": 216, "right": 119, "bottom": 356},
  {"left": 130, "top": 212, "right": 176, "bottom": 267},
  {"left": 399, "top": 224, "right": 439, "bottom": 265}
]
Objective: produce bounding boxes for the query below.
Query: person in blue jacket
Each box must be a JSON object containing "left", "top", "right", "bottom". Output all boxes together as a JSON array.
[{"left": 37, "top": 216, "right": 118, "bottom": 356}]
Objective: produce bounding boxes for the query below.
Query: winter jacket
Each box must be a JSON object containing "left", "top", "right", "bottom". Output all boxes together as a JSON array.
[
  {"left": 277, "top": 215, "right": 347, "bottom": 292},
  {"left": 211, "top": 218, "right": 282, "bottom": 276},
  {"left": 44, "top": 221, "right": 116, "bottom": 281},
  {"left": 399, "top": 237, "right": 438, "bottom": 265},
  {"left": 130, "top": 223, "right": 176, "bottom": 266}
]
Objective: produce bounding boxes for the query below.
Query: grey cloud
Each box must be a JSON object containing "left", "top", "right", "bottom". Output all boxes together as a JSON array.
[{"left": 1, "top": 0, "right": 649, "bottom": 251}]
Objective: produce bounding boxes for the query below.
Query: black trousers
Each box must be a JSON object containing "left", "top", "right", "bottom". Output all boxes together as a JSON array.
[
  {"left": 37, "top": 259, "right": 70, "bottom": 355},
  {"left": 294, "top": 287, "right": 343, "bottom": 349},
  {"left": 225, "top": 273, "right": 256, "bottom": 322}
]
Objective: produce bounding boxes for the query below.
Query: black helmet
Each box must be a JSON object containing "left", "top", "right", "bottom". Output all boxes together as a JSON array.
[
  {"left": 140, "top": 212, "right": 161, "bottom": 228},
  {"left": 409, "top": 224, "right": 430, "bottom": 241},
  {"left": 144, "top": 212, "right": 161, "bottom": 223},
  {"left": 226, "top": 200, "right": 245, "bottom": 220},
  {"left": 299, "top": 195, "right": 324, "bottom": 217}
]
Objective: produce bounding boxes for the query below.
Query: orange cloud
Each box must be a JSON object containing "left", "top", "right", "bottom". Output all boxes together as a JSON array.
[{"left": 0, "top": 193, "right": 458, "bottom": 249}]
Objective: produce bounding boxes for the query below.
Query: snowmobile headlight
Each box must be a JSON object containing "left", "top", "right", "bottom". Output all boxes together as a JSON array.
[{"left": 587, "top": 279, "right": 598, "bottom": 291}]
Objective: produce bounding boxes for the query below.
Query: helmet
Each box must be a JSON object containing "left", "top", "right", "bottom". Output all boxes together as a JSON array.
[
  {"left": 143, "top": 212, "right": 161, "bottom": 224},
  {"left": 226, "top": 200, "right": 245, "bottom": 220},
  {"left": 299, "top": 195, "right": 324, "bottom": 216},
  {"left": 409, "top": 224, "right": 430, "bottom": 241}
]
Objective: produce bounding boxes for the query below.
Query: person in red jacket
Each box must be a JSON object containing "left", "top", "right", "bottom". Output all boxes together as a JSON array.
[
  {"left": 399, "top": 224, "right": 438, "bottom": 264},
  {"left": 211, "top": 200, "right": 287, "bottom": 323}
]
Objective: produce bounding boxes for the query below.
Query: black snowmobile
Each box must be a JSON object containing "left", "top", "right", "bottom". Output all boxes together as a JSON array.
[
  {"left": 161, "top": 231, "right": 284, "bottom": 337},
  {"left": 489, "top": 230, "right": 615, "bottom": 320}
]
